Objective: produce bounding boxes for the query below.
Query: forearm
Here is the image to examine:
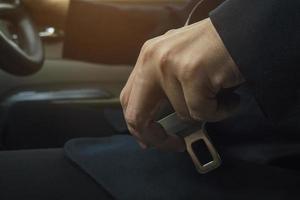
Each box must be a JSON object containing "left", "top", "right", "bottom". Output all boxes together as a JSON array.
[{"left": 210, "top": 0, "right": 300, "bottom": 122}]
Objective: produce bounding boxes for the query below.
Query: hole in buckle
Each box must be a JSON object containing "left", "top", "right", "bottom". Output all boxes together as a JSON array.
[
  {"left": 185, "top": 129, "right": 221, "bottom": 174},
  {"left": 191, "top": 139, "right": 213, "bottom": 165}
]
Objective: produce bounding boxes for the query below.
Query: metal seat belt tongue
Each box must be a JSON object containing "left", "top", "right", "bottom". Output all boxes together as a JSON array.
[{"left": 158, "top": 112, "right": 221, "bottom": 174}]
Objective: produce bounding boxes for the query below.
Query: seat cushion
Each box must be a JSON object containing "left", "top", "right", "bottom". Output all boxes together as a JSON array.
[
  {"left": 64, "top": 135, "right": 300, "bottom": 200},
  {"left": 64, "top": 86, "right": 300, "bottom": 199}
]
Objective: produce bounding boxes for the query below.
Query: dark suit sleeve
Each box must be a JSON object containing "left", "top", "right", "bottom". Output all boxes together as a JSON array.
[{"left": 209, "top": 0, "right": 300, "bottom": 123}]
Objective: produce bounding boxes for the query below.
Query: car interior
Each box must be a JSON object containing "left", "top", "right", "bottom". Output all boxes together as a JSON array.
[
  {"left": 0, "top": 0, "right": 222, "bottom": 150},
  {"left": 0, "top": 0, "right": 299, "bottom": 179}
]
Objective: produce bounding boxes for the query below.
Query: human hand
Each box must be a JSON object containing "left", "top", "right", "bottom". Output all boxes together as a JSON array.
[{"left": 120, "top": 18, "right": 245, "bottom": 151}]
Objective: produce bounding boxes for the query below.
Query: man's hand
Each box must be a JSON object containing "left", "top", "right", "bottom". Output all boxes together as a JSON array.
[{"left": 120, "top": 18, "right": 245, "bottom": 151}]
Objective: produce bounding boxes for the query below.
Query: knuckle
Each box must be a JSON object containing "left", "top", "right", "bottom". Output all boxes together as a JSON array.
[
  {"left": 119, "top": 89, "right": 127, "bottom": 107},
  {"left": 142, "top": 49, "right": 155, "bottom": 63},
  {"left": 142, "top": 40, "right": 152, "bottom": 50},
  {"left": 141, "top": 39, "right": 156, "bottom": 60},
  {"left": 144, "top": 49, "right": 155, "bottom": 60},
  {"left": 165, "top": 29, "right": 175, "bottom": 35},
  {"left": 124, "top": 110, "right": 142, "bottom": 131},
  {"left": 178, "top": 59, "right": 205, "bottom": 83},
  {"left": 124, "top": 112, "right": 138, "bottom": 129},
  {"left": 156, "top": 48, "right": 173, "bottom": 76},
  {"left": 141, "top": 39, "right": 172, "bottom": 67},
  {"left": 211, "top": 73, "right": 225, "bottom": 90},
  {"left": 159, "top": 49, "right": 171, "bottom": 66}
]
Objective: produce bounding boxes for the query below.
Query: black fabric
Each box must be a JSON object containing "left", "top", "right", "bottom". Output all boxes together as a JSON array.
[
  {"left": 64, "top": 135, "right": 300, "bottom": 200},
  {"left": 1, "top": 102, "right": 116, "bottom": 150},
  {"left": 0, "top": 148, "right": 113, "bottom": 200},
  {"left": 64, "top": 87, "right": 300, "bottom": 200},
  {"left": 210, "top": 0, "right": 300, "bottom": 123}
]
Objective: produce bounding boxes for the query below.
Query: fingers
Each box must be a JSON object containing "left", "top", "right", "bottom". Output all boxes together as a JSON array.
[
  {"left": 161, "top": 76, "right": 191, "bottom": 121},
  {"left": 124, "top": 68, "right": 161, "bottom": 129},
  {"left": 181, "top": 75, "right": 239, "bottom": 121},
  {"left": 137, "top": 121, "right": 185, "bottom": 152},
  {"left": 121, "top": 39, "right": 173, "bottom": 149},
  {"left": 119, "top": 17, "right": 245, "bottom": 152},
  {"left": 120, "top": 55, "right": 151, "bottom": 148},
  {"left": 120, "top": 48, "right": 146, "bottom": 112},
  {"left": 125, "top": 84, "right": 183, "bottom": 152},
  {"left": 120, "top": 69, "right": 135, "bottom": 112},
  {"left": 121, "top": 67, "right": 185, "bottom": 151}
]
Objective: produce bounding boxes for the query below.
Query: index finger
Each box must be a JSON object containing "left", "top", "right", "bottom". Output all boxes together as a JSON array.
[{"left": 124, "top": 64, "right": 162, "bottom": 132}]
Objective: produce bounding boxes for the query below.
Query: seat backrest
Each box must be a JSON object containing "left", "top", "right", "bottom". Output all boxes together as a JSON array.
[{"left": 63, "top": 0, "right": 223, "bottom": 65}]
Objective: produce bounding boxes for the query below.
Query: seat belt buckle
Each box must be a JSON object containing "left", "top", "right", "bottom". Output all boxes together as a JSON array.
[
  {"left": 158, "top": 113, "right": 221, "bottom": 174},
  {"left": 184, "top": 128, "right": 221, "bottom": 174}
]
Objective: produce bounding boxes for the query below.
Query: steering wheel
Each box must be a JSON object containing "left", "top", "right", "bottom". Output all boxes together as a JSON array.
[{"left": 0, "top": 0, "right": 44, "bottom": 75}]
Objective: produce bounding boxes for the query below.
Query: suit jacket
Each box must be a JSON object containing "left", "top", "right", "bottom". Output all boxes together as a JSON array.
[{"left": 210, "top": 0, "right": 300, "bottom": 128}]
